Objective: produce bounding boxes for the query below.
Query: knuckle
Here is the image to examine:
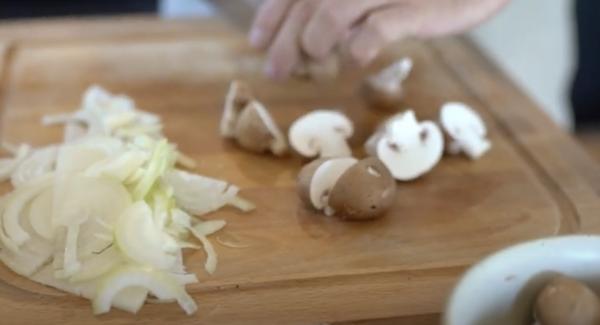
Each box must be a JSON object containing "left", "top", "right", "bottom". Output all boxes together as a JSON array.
[{"left": 317, "top": 3, "right": 342, "bottom": 30}]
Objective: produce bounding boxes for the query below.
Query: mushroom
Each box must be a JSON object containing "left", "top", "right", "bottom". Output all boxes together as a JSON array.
[
  {"left": 360, "top": 57, "right": 413, "bottom": 110},
  {"left": 288, "top": 110, "right": 354, "bottom": 158},
  {"left": 328, "top": 157, "right": 396, "bottom": 220},
  {"left": 534, "top": 275, "right": 600, "bottom": 325},
  {"left": 233, "top": 100, "right": 288, "bottom": 155},
  {"left": 220, "top": 80, "right": 253, "bottom": 138},
  {"left": 364, "top": 110, "right": 444, "bottom": 181},
  {"left": 439, "top": 102, "right": 491, "bottom": 160},
  {"left": 220, "top": 80, "right": 288, "bottom": 156},
  {"left": 297, "top": 157, "right": 396, "bottom": 220}
]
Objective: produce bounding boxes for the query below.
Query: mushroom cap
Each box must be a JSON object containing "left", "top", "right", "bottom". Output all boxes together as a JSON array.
[
  {"left": 233, "top": 100, "right": 287, "bottom": 155},
  {"left": 288, "top": 110, "right": 354, "bottom": 158},
  {"left": 375, "top": 111, "right": 444, "bottom": 181},
  {"left": 328, "top": 157, "right": 396, "bottom": 220},
  {"left": 361, "top": 58, "right": 413, "bottom": 110},
  {"left": 439, "top": 102, "right": 491, "bottom": 159},
  {"left": 534, "top": 275, "right": 600, "bottom": 325},
  {"left": 296, "top": 158, "right": 329, "bottom": 207},
  {"left": 220, "top": 80, "right": 253, "bottom": 138},
  {"left": 309, "top": 157, "right": 358, "bottom": 210}
]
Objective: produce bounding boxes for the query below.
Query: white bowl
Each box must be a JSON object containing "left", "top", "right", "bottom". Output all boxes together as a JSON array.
[{"left": 443, "top": 235, "right": 600, "bottom": 325}]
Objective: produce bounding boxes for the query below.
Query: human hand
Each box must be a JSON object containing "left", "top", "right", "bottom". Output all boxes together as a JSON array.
[{"left": 249, "top": 0, "right": 510, "bottom": 79}]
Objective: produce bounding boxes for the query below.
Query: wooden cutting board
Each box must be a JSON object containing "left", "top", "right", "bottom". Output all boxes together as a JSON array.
[{"left": 1, "top": 17, "right": 600, "bottom": 325}]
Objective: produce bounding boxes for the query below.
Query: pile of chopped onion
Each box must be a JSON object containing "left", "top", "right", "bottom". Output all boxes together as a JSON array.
[{"left": 0, "top": 86, "right": 254, "bottom": 315}]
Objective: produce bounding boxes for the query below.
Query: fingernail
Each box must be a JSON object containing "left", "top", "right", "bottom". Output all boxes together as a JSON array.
[{"left": 249, "top": 28, "right": 265, "bottom": 48}]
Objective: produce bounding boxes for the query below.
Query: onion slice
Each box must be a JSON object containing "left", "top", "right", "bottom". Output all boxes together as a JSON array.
[{"left": 93, "top": 265, "right": 197, "bottom": 315}]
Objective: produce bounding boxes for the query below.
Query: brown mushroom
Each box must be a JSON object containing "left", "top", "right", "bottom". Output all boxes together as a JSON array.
[
  {"left": 328, "top": 157, "right": 396, "bottom": 220},
  {"left": 360, "top": 58, "right": 413, "bottom": 110},
  {"left": 296, "top": 157, "right": 396, "bottom": 221},
  {"left": 233, "top": 101, "right": 287, "bottom": 156},
  {"left": 220, "top": 80, "right": 253, "bottom": 138},
  {"left": 296, "top": 158, "right": 329, "bottom": 207},
  {"left": 534, "top": 275, "right": 600, "bottom": 325}
]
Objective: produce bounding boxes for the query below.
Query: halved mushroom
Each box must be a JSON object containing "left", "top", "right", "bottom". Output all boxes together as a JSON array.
[
  {"left": 365, "top": 110, "right": 444, "bottom": 181},
  {"left": 360, "top": 57, "right": 413, "bottom": 110},
  {"left": 220, "top": 81, "right": 288, "bottom": 156},
  {"left": 233, "top": 101, "right": 287, "bottom": 155},
  {"left": 297, "top": 157, "right": 396, "bottom": 221},
  {"left": 439, "top": 102, "right": 491, "bottom": 160},
  {"left": 288, "top": 110, "right": 353, "bottom": 158},
  {"left": 296, "top": 158, "right": 328, "bottom": 207},
  {"left": 220, "top": 81, "right": 253, "bottom": 138},
  {"left": 309, "top": 157, "right": 357, "bottom": 212}
]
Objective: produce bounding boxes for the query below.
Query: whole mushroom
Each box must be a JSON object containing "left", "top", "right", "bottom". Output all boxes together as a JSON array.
[
  {"left": 361, "top": 57, "right": 413, "bottom": 110},
  {"left": 297, "top": 157, "right": 396, "bottom": 221},
  {"left": 288, "top": 110, "right": 354, "bottom": 158},
  {"left": 534, "top": 275, "right": 600, "bottom": 325},
  {"left": 439, "top": 102, "right": 491, "bottom": 160},
  {"left": 365, "top": 110, "right": 444, "bottom": 181}
]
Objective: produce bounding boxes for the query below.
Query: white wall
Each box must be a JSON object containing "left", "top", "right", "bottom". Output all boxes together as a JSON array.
[{"left": 470, "top": 0, "right": 576, "bottom": 129}]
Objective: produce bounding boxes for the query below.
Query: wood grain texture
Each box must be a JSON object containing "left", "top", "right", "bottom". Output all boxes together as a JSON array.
[{"left": 0, "top": 17, "right": 598, "bottom": 324}]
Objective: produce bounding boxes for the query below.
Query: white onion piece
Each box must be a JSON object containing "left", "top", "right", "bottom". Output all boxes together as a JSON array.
[
  {"left": 193, "top": 220, "right": 226, "bottom": 237},
  {"left": 32, "top": 264, "right": 149, "bottom": 314},
  {"left": 189, "top": 226, "right": 218, "bottom": 274},
  {"left": 0, "top": 144, "right": 30, "bottom": 182},
  {"left": 28, "top": 189, "right": 54, "bottom": 240},
  {"left": 2, "top": 175, "right": 53, "bottom": 247},
  {"left": 93, "top": 265, "right": 197, "bottom": 315},
  {"left": 69, "top": 245, "right": 122, "bottom": 282},
  {"left": 11, "top": 146, "right": 57, "bottom": 188},
  {"left": 115, "top": 202, "right": 177, "bottom": 270},
  {"left": 164, "top": 169, "right": 239, "bottom": 216},
  {"left": 84, "top": 150, "right": 148, "bottom": 181}
]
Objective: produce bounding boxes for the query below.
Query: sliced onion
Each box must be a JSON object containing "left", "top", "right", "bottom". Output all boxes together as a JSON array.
[
  {"left": 28, "top": 188, "right": 55, "bottom": 240},
  {"left": 84, "top": 150, "right": 148, "bottom": 181},
  {"left": 69, "top": 245, "right": 122, "bottom": 283},
  {"left": 11, "top": 146, "right": 56, "bottom": 188},
  {"left": 93, "top": 265, "right": 197, "bottom": 315},
  {"left": 115, "top": 201, "right": 177, "bottom": 270},
  {"left": 32, "top": 263, "right": 149, "bottom": 314},
  {"left": 2, "top": 175, "right": 53, "bottom": 246},
  {"left": 0, "top": 144, "right": 31, "bottom": 182},
  {"left": 163, "top": 169, "right": 239, "bottom": 216},
  {"left": 189, "top": 226, "right": 218, "bottom": 274},
  {"left": 192, "top": 220, "right": 226, "bottom": 237},
  {"left": 131, "top": 140, "right": 175, "bottom": 200}
]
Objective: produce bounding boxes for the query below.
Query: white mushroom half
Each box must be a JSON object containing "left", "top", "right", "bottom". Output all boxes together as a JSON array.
[
  {"left": 288, "top": 110, "right": 354, "bottom": 158},
  {"left": 366, "top": 110, "right": 444, "bottom": 181},
  {"left": 361, "top": 57, "right": 413, "bottom": 110},
  {"left": 439, "top": 102, "right": 491, "bottom": 160}
]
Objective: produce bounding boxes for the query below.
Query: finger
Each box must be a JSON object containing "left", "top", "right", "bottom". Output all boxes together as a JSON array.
[
  {"left": 347, "top": 5, "right": 418, "bottom": 66},
  {"left": 301, "top": 0, "right": 391, "bottom": 60},
  {"left": 249, "top": 0, "right": 296, "bottom": 49},
  {"left": 265, "top": 0, "right": 318, "bottom": 79}
]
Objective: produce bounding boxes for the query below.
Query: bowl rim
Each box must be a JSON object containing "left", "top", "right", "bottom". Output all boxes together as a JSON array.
[{"left": 442, "top": 234, "right": 600, "bottom": 324}]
